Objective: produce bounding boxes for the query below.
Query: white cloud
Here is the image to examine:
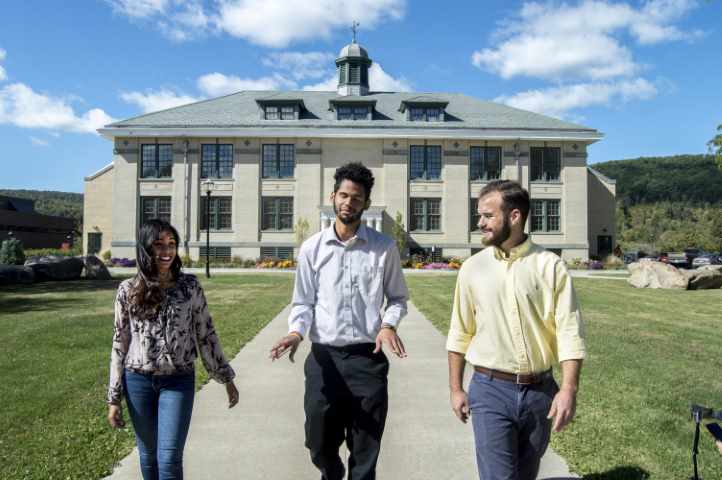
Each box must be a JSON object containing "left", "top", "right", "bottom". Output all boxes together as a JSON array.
[
  {"left": 106, "top": 0, "right": 169, "bottom": 18},
  {"left": 472, "top": 0, "right": 700, "bottom": 82},
  {"left": 197, "top": 72, "right": 297, "bottom": 96},
  {"left": 0, "top": 48, "right": 7, "bottom": 81},
  {"left": 213, "top": 0, "right": 405, "bottom": 47},
  {"left": 0, "top": 83, "right": 116, "bottom": 134},
  {"left": 263, "top": 52, "right": 335, "bottom": 80},
  {"left": 495, "top": 78, "right": 658, "bottom": 118},
  {"left": 121, "top": 89, "right": 201, "bottom": 113},
  {"left": 30, "top": 136, "right": 49, "bottom": 147},
  {"left": 302, "top": 63, "right": 411, "bottom": 92}
]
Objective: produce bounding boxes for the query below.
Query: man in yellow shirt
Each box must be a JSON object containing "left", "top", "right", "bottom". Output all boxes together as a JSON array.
[{"left": 447, "top": 180, "right": 585, "bottom": 480}]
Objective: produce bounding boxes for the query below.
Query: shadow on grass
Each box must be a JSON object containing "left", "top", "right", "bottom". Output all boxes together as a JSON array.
[
  {"left": 0, "top": 280, "right": 122, "bottom": 314},
  {"left": 581, "top": 466, "right": 650, "bottom": 479}
]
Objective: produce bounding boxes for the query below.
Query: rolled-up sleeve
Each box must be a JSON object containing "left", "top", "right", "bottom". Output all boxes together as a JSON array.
[
  {"left": 381, "top": 243, "right": 408, "bottom": 328},
  {"left": 446, "top": 266, "right": 476, "bottom": 354},
  {"left": 107, "top": 285, "right": 131, "bottom": 405},
  {"left": 192, "top": 283, "right": 236, "bottom": 384},
  {"left": 288, "top": 246, "right": 316, "bottom": 337},
  {"left": 553, "top": 260, "right": 586, "bottom": 362}
]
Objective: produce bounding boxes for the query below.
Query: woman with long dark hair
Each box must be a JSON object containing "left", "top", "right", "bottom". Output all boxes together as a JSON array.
[{"left": 106, "top": 219, "right": 239, "bottom": 479}]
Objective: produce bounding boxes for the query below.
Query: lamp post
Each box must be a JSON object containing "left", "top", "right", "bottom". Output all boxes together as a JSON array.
[{"left": 202, "top": 179, "right": 214, "bottom": 278}]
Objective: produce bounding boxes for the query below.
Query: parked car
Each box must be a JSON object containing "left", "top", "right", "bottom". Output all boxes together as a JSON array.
[
  {"left": 684, "top": 248, "right": 703, "bottom": 265},
  {"left": 691, "top": 253, "right": 721, "bottom": 267},
  {"left": 666, "top": 252, "right": 689, "bottom": 268},
  {"left": 657, "top": 252, "right": 669, "bottom": 264}
]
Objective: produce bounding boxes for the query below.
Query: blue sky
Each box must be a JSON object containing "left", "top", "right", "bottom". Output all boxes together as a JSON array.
[{"left": 1, "top": 0, "right": 720, "bottom": 193}]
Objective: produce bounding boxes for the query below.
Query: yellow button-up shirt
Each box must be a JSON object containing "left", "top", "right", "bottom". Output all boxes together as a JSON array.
[{"left": 446, "top": 238, "right": 586, "bottom": 374}]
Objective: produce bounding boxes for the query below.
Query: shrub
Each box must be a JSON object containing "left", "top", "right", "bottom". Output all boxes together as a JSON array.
[
  {"left": 110, "top": 258, "right": 136, "bottom": 267},
  {"left": 24, "top": 247, "right": 79, "bottom": 258},
  {"left": 180, "top": 254, "right": 193, "bottom": 268},
  {"left": 0, "top": 238, "right": 26, "bottom": 265},
  {"left": 603, "top": 254, "right": 625, "bottom": 270},
  {"left": 101, "top": 250, "right": 112, "bottom": 262}
]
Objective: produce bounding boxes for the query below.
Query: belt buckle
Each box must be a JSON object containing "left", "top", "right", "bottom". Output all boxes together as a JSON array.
[{"left": 516, "top": 373, "right": 532, "bottom": 385}]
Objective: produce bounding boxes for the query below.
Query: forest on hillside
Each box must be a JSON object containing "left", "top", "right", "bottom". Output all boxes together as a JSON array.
[{"left": 593, "top": 154, "right": 722, "bottom": 252}]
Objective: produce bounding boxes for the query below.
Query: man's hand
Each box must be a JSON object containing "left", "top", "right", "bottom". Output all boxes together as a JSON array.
[
  {"left": 716, "top": 440, "right": 722, "bottom": 456},
  {"left": 373, "top": 326, "right": 407, "bottom": 358},
  {"left": 225, "top": 381, "right": 239, "bottom": 408},
  {"left": 450, "top": 389, "right": 469, "bottom": 423},
  {"left": 547, "top": 387, "right": 577, "bottom": 432},
  {"left": 269, "top": 333, "right": 302, "bottom": 362},
  {"left": 107, "top": 404, "right": 125, "bottom": 428}
]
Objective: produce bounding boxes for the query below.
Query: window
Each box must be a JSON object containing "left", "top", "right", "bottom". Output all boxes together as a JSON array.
[
  {"left": 349, "top": 64, "right": 361, "bottom": 83},
  {"left": 264, "top": 105, "right": 295, "bottom": 120},
  {"left": 409, "top": 107, "right": 442, "bottom": 122},
  {"left": 409, "top": 246, "right": 443, "bottom": 262},
  {"left": 262, "top": 197, "right": 294, "bottom": 230},
  {"left": 470, "top": 146, "right": 502, "bottom": 181},
  {"left": 530, "top": 199, "right": 561, "bottom": 232},
  {"left": 87, "top": 232, "right": 102, "bottom": 255},
  {"left": 199, "top": 246, "right": 231, "bottom": 260},
  {"left": 201, "top": 144, "right": 233, "bottom": 179},
  {"left": 339, "top": 64, "right": 348, "bottom": 83},
  {"left": 260, "top": 246, "right": 294, "bottom": 260},
  {"left": 410, "top": 145, "right": 442, "bottom": 180},
  {"left": 141, "top": 197, "right": 171, "bottom": 224},
  {"left": 410, "top": 198, "right": 441, "bottom": 231},
  {"left": 470, "top": 198, "right": 480, "bottom": 232},
  {"left": 337, "top": 106, "right": 369, "bottom": 120},
  {"left": 530, "top": 147, "right": 561, "bottom": 182},
  {"left": 262, "top": 144, "right": 295, "bottom": 178},
  {"left": 200, "top": 197, "right": 232, "bottom": 230},
  {"left": 141, "top": 144, "right": 173, "bottom": 178}
]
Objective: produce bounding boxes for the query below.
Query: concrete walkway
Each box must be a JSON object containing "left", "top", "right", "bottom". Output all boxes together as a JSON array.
[{"left": 105, "top": 303, "right": 579, "bottom": 480}]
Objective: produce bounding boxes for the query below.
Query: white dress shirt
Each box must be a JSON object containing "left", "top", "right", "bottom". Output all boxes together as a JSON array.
[{"left": 288, "top": 223, "right": 408, "bottom": 346}]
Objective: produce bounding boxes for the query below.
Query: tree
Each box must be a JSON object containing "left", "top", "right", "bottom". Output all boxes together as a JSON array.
[
  {"left": 0, "top": 238, "right": 26, "bottom": 265},
  {"left": 294, "top": 217, "right": 310, "bottom": 247},
  {"left": 391, "top": 211, "right": 407, "bottom": 258},
  {"left": 708, "top": 124, "right": 722, "bottom": 172}
]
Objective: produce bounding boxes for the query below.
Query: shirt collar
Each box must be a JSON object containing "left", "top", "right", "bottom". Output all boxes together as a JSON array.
[
  {"left": 323, "top": 222, "right": 368, "bottom": 246},
  {"left": 493, "top": 237, "right": 532, "bottom": 262}
]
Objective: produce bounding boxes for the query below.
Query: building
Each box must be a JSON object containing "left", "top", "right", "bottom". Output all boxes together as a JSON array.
[
  {"left": 0, "top": 195, "right": 76, "bottom": 250},
  {"left": 85, "top": 40, "right": 615, "bottom": 262}
]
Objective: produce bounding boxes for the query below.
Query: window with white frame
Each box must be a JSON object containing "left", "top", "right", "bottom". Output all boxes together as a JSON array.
[
  {"left": 530, "top": 199, "right": 561, "bottom": 232},
  {"left": 470, "top": 146, "right": 502, "bottom": 181},
  {"left": 530, "top": 147, "right": 561, "bottom": 182},
  {"left": 410, "top": 198, "right": 441, "bottom": 231},
  {"left": 410, "top": 145, "right": 442, "bottom": 180},
  {"left": 201, "top": 144, "right": 233, "bottom": 179},
  {"left": 141, "top": 144, "right": 173, "bottom": 178},
  {"left": 262, "top": 197, "right": 294, "bottom": 230},
  {"left": 262, "top": 144, "right": 295, "bottom": 178}
]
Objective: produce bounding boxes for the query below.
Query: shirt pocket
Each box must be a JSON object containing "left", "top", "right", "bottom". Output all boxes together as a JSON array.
[{"left": 359, "top": 263, "right": 385, "bottom": 306}]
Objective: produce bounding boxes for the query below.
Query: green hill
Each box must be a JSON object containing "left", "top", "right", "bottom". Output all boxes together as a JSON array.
[
  {"left": 592, "top": 155, "right": 722, "bottom": 252},
  {"left": 0, "top": 189, "right": 83, "bottom": 228},
  {"left": 592, "top": 154, "right": 722, "bottom": 205}
]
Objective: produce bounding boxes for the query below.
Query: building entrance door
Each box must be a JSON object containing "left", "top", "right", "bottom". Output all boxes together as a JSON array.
[{"left": 597, "top": 235, "right": 612, "bottom": 258}]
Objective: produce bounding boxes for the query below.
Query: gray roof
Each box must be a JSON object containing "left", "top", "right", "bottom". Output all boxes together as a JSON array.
[
  {"left": 338, "top": 42, "right": 369, "bottom": 59},
  {"left": 107, "top": 91, "right": 598, "bottom": 133}
]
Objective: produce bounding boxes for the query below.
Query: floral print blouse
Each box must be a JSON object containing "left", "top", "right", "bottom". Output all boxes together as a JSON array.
[{"left": 107, "top": 273, "right": 235, "bottom": 404}]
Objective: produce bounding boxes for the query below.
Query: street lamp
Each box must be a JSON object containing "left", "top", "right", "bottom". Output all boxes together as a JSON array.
[{"left": 202, "top": 179, "right": 214, "bottom": 278}]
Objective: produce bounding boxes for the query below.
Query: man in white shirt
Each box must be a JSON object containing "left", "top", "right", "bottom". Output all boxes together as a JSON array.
[{"left": 270, "top": 162, "right": 409, "bottom": 480}]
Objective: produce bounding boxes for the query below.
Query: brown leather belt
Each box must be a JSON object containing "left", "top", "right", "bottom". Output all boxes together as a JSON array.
[{"left": 473, "top": 366, "right": 552, "bottom": 385}]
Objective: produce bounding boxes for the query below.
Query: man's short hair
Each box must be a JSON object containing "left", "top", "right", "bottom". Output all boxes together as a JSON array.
[
  {"left": 333, "top": 162, "right": 375, "bottom": 199},
  {"left": 478, "top": 180, "right": 530, "bottom": 225}
]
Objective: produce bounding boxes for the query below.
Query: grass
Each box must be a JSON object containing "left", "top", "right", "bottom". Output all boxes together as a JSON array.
[
  {"left": 406, "top": 275, "right": 722, "bottom": 480},
  {"left": 0, "top": 273, "right": 293, "bottom": 480}
]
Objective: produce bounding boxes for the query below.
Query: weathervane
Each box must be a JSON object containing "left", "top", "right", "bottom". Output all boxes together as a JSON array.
[{"left": 351, "top": 21, "right": 360, "bottom": 43}]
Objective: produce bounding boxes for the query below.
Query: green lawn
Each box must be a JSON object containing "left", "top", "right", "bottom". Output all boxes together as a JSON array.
[
  {"left": 406, "top": 276, "right": 722, "bottom": 480},
  {"left": 0, "top": 274, "right": 293, "bottom": 480}
]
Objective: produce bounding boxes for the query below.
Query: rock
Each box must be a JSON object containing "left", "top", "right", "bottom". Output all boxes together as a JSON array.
[
  {"left": 25, "top": 255, "right": 84, "bottom": 281},
  {"left": 685, "top": 265, "right": 722, "bottom": 290},
  {"left": 0, "top": 264, "right": 35, "bottom": 285},
  {"left": 627, "top": 261, "right": 688, "bottom": 289},
  {"left": 83, "top": 255, "right": 112, "bottom": 280}
]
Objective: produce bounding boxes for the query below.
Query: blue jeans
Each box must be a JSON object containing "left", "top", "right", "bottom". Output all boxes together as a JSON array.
[
  {"left": 468, "top": 371, "right": 558, "bottom": 480},
  {"left": 123, "top": 370, "right": 195, "bottom": 480}
]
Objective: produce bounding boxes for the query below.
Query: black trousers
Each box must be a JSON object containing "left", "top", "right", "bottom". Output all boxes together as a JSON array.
[{"left": 304, "top": 342, "right": 389, "bottom": 480}]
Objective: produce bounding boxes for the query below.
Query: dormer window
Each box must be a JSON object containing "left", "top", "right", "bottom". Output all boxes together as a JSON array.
[
  {"left": 338, "top": 106, "right": 370, "bottom": 120},
  {"left": 400, "top": 98, "right": 448, "bottom": 122},
  {"left": 256, "top": 98, "right": 305, "bottom": 120},
  {"left": 264, "top": 105, "right": 295, "bottom": 120}
]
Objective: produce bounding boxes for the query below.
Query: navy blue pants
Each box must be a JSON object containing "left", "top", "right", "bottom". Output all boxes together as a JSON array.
[
  {"left": 468, "top": 370, "right": 558, "bottom": 480},
  {"left": 123, "top": 369, "right": 195, "bottom": 480}
]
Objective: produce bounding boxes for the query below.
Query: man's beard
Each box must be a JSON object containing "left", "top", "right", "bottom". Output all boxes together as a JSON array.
[
  {"left": 333, "top": 203, "right": 364, "bottom": 225},
  {"left": 481, "top": 215, "right": 511, "bottom": 247}
]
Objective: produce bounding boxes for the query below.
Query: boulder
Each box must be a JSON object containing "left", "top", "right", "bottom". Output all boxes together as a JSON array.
[
  {"left": 83, "top": 255, "right": 112, "bottom": 280},
  {"left": 0, "top": 264, "right": 35, "bottom": 285},
  {"left": 627, "top": 261, "right": 688, "bottom": 289},
  {"left": 24, "top": 255, "right": 84, "bottom": 281},
  {"left": 685, "top": 265, "right": 722, "bottom": 290}
]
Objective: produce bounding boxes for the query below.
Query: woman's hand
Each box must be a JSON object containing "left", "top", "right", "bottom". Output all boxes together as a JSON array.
[
  {"left": 107, "top": 404, "right": 125, "bottom": 428},
  {"left": 226, "top": 381, "right": 239, "bottom": 409}
]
